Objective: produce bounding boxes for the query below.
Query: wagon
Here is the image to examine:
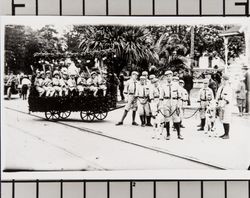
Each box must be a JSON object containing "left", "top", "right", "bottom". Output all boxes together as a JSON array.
[{"left": 28, "top": 77, "right": 118, "bottom": 121}]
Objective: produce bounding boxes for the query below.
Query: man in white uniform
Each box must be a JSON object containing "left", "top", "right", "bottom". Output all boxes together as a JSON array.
[
  {"left": 197, "top": 79, "right": 214, "bottom": 131},
  {"left": 116, "top": 71, "right": 139, "bottom": 126},
  {"left": 160, "top": 70, "right": 183, "bottom": 140},
  {"left": 135, "top": 76, "right": 150, "bottom": 127},
  {"left": 216, "top": 74, "right": 233, "bottom": 139}
]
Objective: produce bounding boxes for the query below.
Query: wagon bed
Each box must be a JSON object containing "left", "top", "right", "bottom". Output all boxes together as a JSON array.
[{"left": 28, "top": 87, "right": 117, "bottom": 121}]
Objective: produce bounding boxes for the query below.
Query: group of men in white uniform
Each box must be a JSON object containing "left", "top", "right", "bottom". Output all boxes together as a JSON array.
[
  {"left": 34, "top": 59, "right": 107, "bottom": 97},
  {"left": 116, "top": 70, "right": 232, "bottom": 140}
]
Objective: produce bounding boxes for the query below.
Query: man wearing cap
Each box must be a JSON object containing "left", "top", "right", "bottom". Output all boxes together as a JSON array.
[
  {"left": 51, "top": 70, "right": 62, "bottom": 96},
  {"left": 77, "top": 72, "right": 87, "bottom": 96},
  {"left": 43, "top": 71, "right": 53, "bottom": 97},
  {"left": 149, "top": 78, "right": 164, "bottom": 135},
  {"left": 116, "top": 71, "right": 139, "bottom": 126},
  {"left": 142, "top": 71, "right": 150, "bottom": 85},
  {"left": 142, "top": 71, "right": 153, "bottom": 126},
  {"left": 172, "top": 76, "right": 180, "bottom": 86},
  {"left": 179, "top": 79, "right": 188, "bottom": 128},
  {"left": 135, "top": 76, "right": 150, "bottom": 127},
  {"left": 216, "top": 74, "right": 233, "bottom": 139},
  {"left": 67, "top": 73, "right": 77, "bottom": 96},
  {"left": 149, "top": 78, "right": 161, "bottom": 115},
  {"left": 160, "top": 70, "right": 183, "bottom": 140},
  {"left": 87, "top": 71, "right": 99, "bottom": 97},
  {"left": 197, "top": 78, "right": 214, "bottom": 131},
  {"left": 149, "top": 74, "right": 156, "bottom": 82},
  {"left": 60, "top": 70, "right": 69, "bottom": 96}
]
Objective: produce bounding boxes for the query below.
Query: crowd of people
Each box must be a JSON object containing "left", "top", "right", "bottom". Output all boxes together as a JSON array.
[
  {"left": 34, "top": 59, "right": 107, "bottom": 98},
  {"left": 4, "top": 57, "right": 250, "bottom": 141},
  {"left": 4, "top": 71, "right": 31, "bottom": 100},
  {"left": 115, "top": 68, "right": 246, "bottom": 140}
]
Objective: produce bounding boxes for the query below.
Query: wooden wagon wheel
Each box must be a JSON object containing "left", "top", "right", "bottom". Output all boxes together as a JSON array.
[
  {"left": 59, "top": 111, "right": 71, "bottom": 119},
  {"left": 80, "top": 111, "right": 95, "bottom": 121},
  {"left": 45, "top": 111, "right": 59, "bottom": 121},
  {"left": 94, "top": 111, "right": 108, "bottom": 120}
]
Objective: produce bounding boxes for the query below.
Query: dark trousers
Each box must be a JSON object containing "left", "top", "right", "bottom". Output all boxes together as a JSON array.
[
  {"left": 246, "top": 92, "right": 249, "bottom": 113},
  {"left": 119, "top": 87, "right": 124, "bottom": 100},
  {"left": 187, "top": 89, "right": 191, "bottom": 105}
]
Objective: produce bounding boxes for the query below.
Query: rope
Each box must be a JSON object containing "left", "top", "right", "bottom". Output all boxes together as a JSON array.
[
  {"left": 183, "top": 108, "right": 201, "bottom": 119},
  {"left": 158, "top": 108, "right": 178, "bottom": 118}
]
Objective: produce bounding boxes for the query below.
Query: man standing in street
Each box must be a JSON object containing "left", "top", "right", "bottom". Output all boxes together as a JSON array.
[
  {"left": 197, "top": 79, "right": 214, "bottom": 131},
  {"left": 216, "top": 75, "right": 233, "bottom": 139},
  {"left": 242, "top": 65, "right": 250, "bottom": 113},
  {"left": 118, "top": 72, "right": 125, "bottom": 101},
  {"left": 135, "top": 76, "right": 150, "bottom": 127},
  {"left": 160, "top": 70, "right": 183, "bottom": 140},
  {"left": 142, "top": 71, "right": 153, "bottom": 126},
  {"left": 183, "top": 69, "right": 193, "bottom": 105},
  {"left": 116, "top": 71, "right": 139, "bottom": 126},
  {"left": 179, "top": 79, "right": 189, "bottom": 128}
]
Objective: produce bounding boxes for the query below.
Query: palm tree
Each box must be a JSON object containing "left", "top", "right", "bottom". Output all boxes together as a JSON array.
[
  {"left": 78, "top": 25, "right": 158, "bottom": 74},
  {"left": 153, "top": 25, "right": 190, "bottom": 71}
]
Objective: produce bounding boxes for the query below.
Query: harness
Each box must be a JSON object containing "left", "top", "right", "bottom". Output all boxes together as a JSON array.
[
  {"left": 183, "top": 108, "right": 201, "bottom": 119},
  {"left": 158, "top": 108, "right": 178, "bottom": 118}
]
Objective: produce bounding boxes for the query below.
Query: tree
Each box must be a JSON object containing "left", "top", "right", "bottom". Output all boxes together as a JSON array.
[{"left": 77, "top": 25, "right": 158, "bottom": 74}]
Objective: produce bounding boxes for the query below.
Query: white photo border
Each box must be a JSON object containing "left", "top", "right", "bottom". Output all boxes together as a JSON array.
[{"left": 1, "top": 16, "right": 250, "bottom": 180}]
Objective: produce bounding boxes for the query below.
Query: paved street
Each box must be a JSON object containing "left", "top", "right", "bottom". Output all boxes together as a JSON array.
[{"left": 2, "top": 95, "right": 250, "bottom": 171}]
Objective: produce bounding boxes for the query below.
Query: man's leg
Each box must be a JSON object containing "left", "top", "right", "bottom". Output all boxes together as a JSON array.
[
  {"left": 120, "top": 88, "right": 124, "bottom": 100},
  {"left": 132, "top": 110, "right": 138, "bottom": 125},
  {"left": 165, "top": 122, "right": 170, "bottom": 140},
  {"left": 220, "top": 123, "right": 230, "bottom": 139},
  {"left": 187, "top": 90, "right": 191, "bottom": 106},
  {"left": 174, "top": 122, "right": 183, "bottom": 140},
  {"left": 146, "top": 103, "right": 153, "bottom": 126},
  {"left": 116, "top": 110, "right": 128, "bottom": 125},
  {"left": 198, "top": 108, "right": 206, "bottom": 131},
  {"left": 140, "top": 115, "right": 145, "bottom": 127},
  {"left": 246, "top": 92, "right": 249, "bottom": 113}
]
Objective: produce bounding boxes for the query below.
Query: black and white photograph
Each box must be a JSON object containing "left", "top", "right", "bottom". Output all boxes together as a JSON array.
[{"left": 1, "top": 17, "right": 250, "bottom": 178}]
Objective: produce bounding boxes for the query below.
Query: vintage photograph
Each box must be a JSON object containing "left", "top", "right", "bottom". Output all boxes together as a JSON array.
[{"left": 1, "top": 17, "right": 250, "bottom": 174}]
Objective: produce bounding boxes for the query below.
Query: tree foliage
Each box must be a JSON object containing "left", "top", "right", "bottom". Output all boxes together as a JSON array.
[{"left": 4, "top": 24, "right": 245, "bottom": 74}]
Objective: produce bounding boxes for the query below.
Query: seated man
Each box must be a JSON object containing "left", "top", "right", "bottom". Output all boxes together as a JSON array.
[
  {"left": 34, "top": 71, "right": 45, "bottom": 97},
  {"left": 87, "top": 71, "right": 99, "bottom": 97},
  {"left": 67, "top": 73, "right": 77, "bottom": 96},
  {"left": 51, "top": 70, "right": 62, "bottom": 96},
  {"left": 59, "top": 71, "right": 68, "bottom": 96},
  {"left": 77, "top": 72, "right": 87, "bottom": 96},
  {"left": 98, "top": 71, "right": 107, "bottom": 96},
  {"left": 43, "top": 71, "right": 53, "bottom": 97}
]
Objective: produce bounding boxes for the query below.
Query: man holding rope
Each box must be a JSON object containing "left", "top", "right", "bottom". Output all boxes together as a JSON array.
[
  {"left": 216, "top": 74, "right": 233, "bottom": 139},
  {"left": 135, "top": 76, "right": 151, "bottom": 127},
  {"left": 197, "top": 78, "right": 214, "bottom": 131},
  {"left": 160, "top": 70, "right": 183, "bottom": 140},
  {"left": 116, "top": 71, "right": 139, "bottom": 126}
]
